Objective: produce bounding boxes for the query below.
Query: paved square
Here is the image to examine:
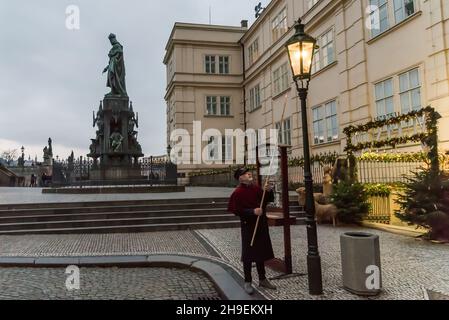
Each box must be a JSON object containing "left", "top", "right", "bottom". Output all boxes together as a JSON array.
[
  {"left": 0, "top": 225, "right": 448, "bottom": 300},
  {"left": 198, "top": 225, "right": 449, "bottom": 300}
]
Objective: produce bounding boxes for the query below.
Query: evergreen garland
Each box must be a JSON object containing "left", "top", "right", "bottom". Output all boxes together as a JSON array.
[
  {"left": 288, "top": 151, "right": 339, "bottom": 167},
  {"left": 343, "top": 106, "right": 434, "bottom": 136},
  {"left": 358, "top": 152, "right": 427, "bottom": 162},
  {"left": 363, "top": 183, "right": 395, "bottom": 197},
  {"left": 344, "top": 106, "right": 441, "bottom": 182},
  {"left": 189, "top": 165, "right": 257, "bottom": 177}
]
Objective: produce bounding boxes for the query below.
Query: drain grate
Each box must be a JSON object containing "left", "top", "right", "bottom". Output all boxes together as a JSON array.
[{"left": 197, "top": 296, "right": 221, "bottom": 300}]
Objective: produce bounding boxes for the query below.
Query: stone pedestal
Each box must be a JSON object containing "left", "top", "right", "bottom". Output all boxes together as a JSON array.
[{"left": 88, "top": 96, "right": 144, "bottom": 181}]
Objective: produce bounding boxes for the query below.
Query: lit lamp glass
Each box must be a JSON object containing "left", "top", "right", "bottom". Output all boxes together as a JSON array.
[{"left": 286, "top": 20, "right": 317, "bottom": 81}]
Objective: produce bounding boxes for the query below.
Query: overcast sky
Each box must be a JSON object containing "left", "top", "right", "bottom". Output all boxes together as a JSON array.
[{"left": 0, "top": 0, "right": 269, "bottom": 161}]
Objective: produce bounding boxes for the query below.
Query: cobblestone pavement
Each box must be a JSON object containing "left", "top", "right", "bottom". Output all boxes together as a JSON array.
[
  {"left": 198, "top": 225, "right": 449, "bottom": 300},
  {"left": 0, "top": 187, "right": 235, "bottom": 204},
  {"left": 0, "top": 267, "right": 220, "bottom": 300},
  {"left": 1, "top": 225, "right": 448, "bottom": 300},
  {"left": 0, "top": 231, "right": 209, "bottom": 257}
]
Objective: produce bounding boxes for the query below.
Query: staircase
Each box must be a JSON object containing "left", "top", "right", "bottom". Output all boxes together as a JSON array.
[{"left": 0, "top": 198, "right": 305, "bottom": 235}]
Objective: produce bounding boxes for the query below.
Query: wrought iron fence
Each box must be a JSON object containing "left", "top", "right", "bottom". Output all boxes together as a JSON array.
[
  {"left": 287, "top": 161, "right": 334, "bottom": 185},
  {"left": 357, "top": 160, "right": 425, "bottom": 184},
  {"left": 51, "top": 157, "right": 178, "bottom": 187},
  {"left": 287, "top": 159, "right": 430, "bottom": 185}
]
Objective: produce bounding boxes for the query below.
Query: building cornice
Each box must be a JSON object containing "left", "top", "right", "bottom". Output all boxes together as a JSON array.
[
  {"left": 164, "top": 81, "right": 243, "bottom": 101},
  {"left": 163, "top": 39, "right": 242, "bottom": 64},
  {"left": 240, "top": 0, "right": 281, "bottom": 43},
  {"left": 243, "top": 46, "right": 287, "bottom": 85},
  {"left": 164, "top": 22, "right": 247, "bottom": 63},
  {"left": 243, "top": 0, "right": 344, "bottom": 84},
  {"left": 302, "top": 0, "right": 344, "bottom": 31}
]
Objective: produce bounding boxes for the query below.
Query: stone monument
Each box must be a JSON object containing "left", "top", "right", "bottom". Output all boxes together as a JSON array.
[
  {"left": 43, "top": 138, "right": 53, "bottom": 166},
  {"left": 87, "top": 34, "right": 144, "bottom": 181}
]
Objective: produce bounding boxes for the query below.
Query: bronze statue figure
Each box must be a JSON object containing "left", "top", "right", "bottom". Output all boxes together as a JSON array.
[
  {"left": 103, "top": 33, "right": 127, "bottom": 97},
  {"left": 110, "top": 129, "right": 124, "bottom": 152}
]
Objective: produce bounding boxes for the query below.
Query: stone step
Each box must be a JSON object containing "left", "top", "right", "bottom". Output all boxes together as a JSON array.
[
  {"left": 0, "top": 214, "right": 241, "bottom": 231},
  {"left": 0, "top": 202, "right": 302, "bottom": 217},
  {"left": 0, "top": 208, "right": 305, "bottom": 224},
  {"left": 0, "top": 195, "right": 305, "bottom": 235},
  {"left": 0, "top": 208, "right": 231, "bottom": 223},
  {"left": 0, "top": 197, "right": 232, "bottom": 210},
  {"left": 0, "top": 202, "right": 230, "bottom": 217},
  {"left": 0, "top": 197, "right": 300, "bottom": 211},
  {"left": 0, "top": 218, "right": 306, "bottom": 235}
]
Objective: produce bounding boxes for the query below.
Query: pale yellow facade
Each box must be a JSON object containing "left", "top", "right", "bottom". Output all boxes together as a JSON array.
[
  {"left": 164, "top": 0, "right": 449, "bottom": 177},
  {"left": 164, "top": 23, "right": 246, "bottom": 176}
]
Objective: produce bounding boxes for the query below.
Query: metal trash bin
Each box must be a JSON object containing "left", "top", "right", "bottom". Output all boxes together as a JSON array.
[{"left": 340, "top": 232, "right": 382, "bottom": 296}]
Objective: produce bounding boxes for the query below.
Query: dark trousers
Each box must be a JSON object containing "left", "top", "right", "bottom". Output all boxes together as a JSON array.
[{"left": 243, "top": 261, "right": 266, "bottom": 283}]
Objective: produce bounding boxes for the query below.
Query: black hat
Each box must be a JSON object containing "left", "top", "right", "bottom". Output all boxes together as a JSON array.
[{"left": 234, "top": 167, "right": 249, "bottom": 180}]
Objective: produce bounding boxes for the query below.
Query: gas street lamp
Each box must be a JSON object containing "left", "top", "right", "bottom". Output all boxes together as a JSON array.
[{"left": 285, "top": 18, "right": 323, "bottom": 295}]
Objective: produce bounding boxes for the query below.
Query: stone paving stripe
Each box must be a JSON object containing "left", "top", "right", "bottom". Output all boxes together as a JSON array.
[{"left": 0, "top": 254, "right": 263, "bottom": 301}]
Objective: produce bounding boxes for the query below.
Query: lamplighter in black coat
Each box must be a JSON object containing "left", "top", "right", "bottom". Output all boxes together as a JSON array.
[{"left": 228, "top": 183, "right": 275, "bottom": 263}]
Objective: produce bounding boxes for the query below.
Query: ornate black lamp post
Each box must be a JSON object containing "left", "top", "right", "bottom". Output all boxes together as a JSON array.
[
  {"left": 285, "top": 18, "right": 323, "bottom": 295},
  {"left": 167, "top": 145, "right": 172, "bottom": 162},
  {"left": 19, "top": 146, "right": 25, "bottom": 168}
]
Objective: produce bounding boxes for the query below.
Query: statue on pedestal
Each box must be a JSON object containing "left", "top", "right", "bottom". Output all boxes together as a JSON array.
[
  {"left": 43, "top": 147, "right": 48, "bottom": 161},
  {"left": 68, "top": 151, "right": 74, "bottom": 170},
  {"left": 87, "top": 34, "right": 145, "bottom": 181},
  {"left": 48, "top": 138, "right": 53, "bottom": 157},
  {"left": 43, "top": 138, "right": 53, "bottom": 165}
]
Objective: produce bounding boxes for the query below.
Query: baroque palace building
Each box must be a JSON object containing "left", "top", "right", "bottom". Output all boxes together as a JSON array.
[{"left": 164, "top": 0, "right": 449, "bottom": 177}]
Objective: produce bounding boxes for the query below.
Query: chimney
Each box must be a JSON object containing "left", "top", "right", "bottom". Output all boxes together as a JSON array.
[{"left": 241, "top": 20, "right": 248, "bottom": 28}]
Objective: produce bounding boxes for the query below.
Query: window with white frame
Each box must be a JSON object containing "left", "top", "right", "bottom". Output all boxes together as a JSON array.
[
  {"left": 219, "top": 56, "right": 230, "bottom": 74},
  {"left": 205, "top": 55, "right": 230, "bottom": 74},
  {"left": 312, "top": 48, "right": 320, "bottom": 74},
  {"left": 206, "top": 96, "right": 217, "bottom": 115},
  {"left": 205, "top": 55, "right": 216, "bottom": 74},
  {"left": 399, "top": 68, "right": 421, "bottom": 114},
  {"left": 374, "top": 78, "right": 395, "bottom": 120},
  {"left": 306, "top": 0, "right": 319, "bottom": 10},
  {"left": 321, "top": 29, "right": 335, "bottom": 68},
  {"left": 272, "top": 8, "right": 287, "bottom": 43},
  {"left": 220, "top": 96, "right": 231, "bottom": 115},
  {"left": 272, "top": 63, "right": 289, "bottom": 96},
  {"left": 206, "top": 136, "right": 220, "bottom": 161},
  {"left": 222, "top": 136, "right": 233, "bottom": 161},
  {"left": 248, "top": 39, "right": 259, "bottom": 65},
  {"left": 311, "top": 28, "right": 335, "bottom": 74},
  {"left": 393, "top": 0, "right": 415, "bottom": 24},
  {"left": 373, "top": 68, "right": 423, "bottom": 127},
  {"left": 313, "top": 101, "right": 338, "bottom": 145},
  {"left": 276, "top": 117, "right": 292, "bottom": 145},
  {"left": 249, "top": 84, "right": 261, "bottom": 112},
  {"left": 369, "top": 0, "right": 389, "bottom": 37},
  {"left": 206, "top": 96, "right": 230, "bottom": 116}
]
